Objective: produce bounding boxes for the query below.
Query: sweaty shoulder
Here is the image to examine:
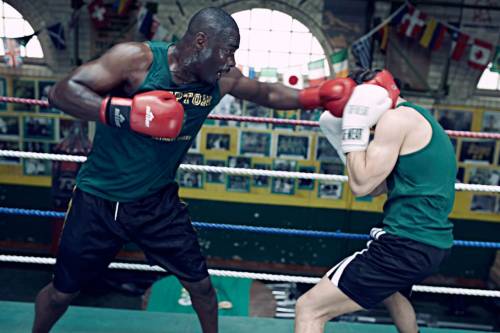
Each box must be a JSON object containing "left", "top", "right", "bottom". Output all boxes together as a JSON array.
[{"left": 104, "top": 42, "right": 153, "bottom": 72}]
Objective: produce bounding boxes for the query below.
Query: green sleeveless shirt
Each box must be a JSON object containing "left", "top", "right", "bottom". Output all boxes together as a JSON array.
[
  {"left": 382, "top": 102, "right": 457, "bottom": 249},
  {"left": 76, "top": 41, "right": 221, "bottom": 202}
]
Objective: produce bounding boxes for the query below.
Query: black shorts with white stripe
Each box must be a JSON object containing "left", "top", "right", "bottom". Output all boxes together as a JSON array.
[{"left": 327, "top": 227, "right": 450, "bottom": 309}]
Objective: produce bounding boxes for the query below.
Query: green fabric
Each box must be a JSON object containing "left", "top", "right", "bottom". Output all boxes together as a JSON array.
[
  {"left": 0, "top": 301, "right": 491, "bottom": 333},
  {"left": 383, "top": 102, "right": 457, "bottom": 249},
  {"left": 76, "top": 41, "right": 221, "bottom": 202},
  {"left": 147, "top": 276, "right": 252, "bottom": 316}
]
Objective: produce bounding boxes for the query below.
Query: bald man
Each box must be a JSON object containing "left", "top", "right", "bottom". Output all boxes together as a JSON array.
[{"left": 32, "top": 6, "right": 354, "bottom": 333}]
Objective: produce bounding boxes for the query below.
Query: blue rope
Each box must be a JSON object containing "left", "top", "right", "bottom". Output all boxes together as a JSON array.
[{"left": 0, "top": 206, "right": 498, "bottom": 249}]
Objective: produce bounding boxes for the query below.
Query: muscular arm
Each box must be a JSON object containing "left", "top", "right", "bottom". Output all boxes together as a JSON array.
[
  {"left": 218, "top": 67, "right": 301, "bottom": 109},
  {"left": 346, "top": 110, "right": 407, "bottom": 196},
  {"left": 48, "top": 42, "right": 152, "bottom": 121}
]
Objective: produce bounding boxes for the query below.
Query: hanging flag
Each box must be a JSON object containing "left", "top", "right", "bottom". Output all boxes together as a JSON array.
[
  {"left": 398, "top": 5, "right": 427, "bottom": 39},
  {"left": 88, "top": 0, "right": 109, "bottom": 29},
  {"left": 390, "top": 4, "right": 409, "bottom": 26},
  {"left": 258, "top": 67, "right": 278, "bottom": 83},
  {"left": 491, "top": 46, "right": 500, "bottom": 73},
  {"left": 248, "top": 67, "right": 256, "bottom": 79},
  {"left": 307, "top": 59, "right": 326, "bottom": 86},
  {"left": 137, "top": 6, "right": 154, "bottom": 38},
  {"left": 330, "top": 48, "right": 349, "bottom": 78},
  {"left": 419, "top": 18, "right": 446, "bottom": 50},
  {"left": 47, "top": 23, "right": 66, "bottom": 50},
  {"left": 113, "top": 0, "right": 133, "bottom": 15},
  {"left": 468, "top": 39, "right": 493, "bottom": 71},
  {"left": 151, "top": 16, "right": 168, "bottom": 40},
  {"left": 351, "top": 37, "right": 372, "bottom": 69},
  {"left": 375, "top": 24, "right": 389, "bottom": 53},
  {"left": 15, "top": 34, "right": 35, "bottom": 47},
  {"left": 450, "top": 30, "right": 469, "bottom": 61},
  {"left": 3, "top": 38, "right": 22, "bottom": 68},
  {"left": 282, "top": 69, "right": 303, "bottom": 89}
]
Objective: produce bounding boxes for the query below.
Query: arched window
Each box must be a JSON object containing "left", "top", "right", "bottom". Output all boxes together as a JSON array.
[
  {"left": 477, "top": 63, "right": 500, "bottom": 91},
  {"left": 231, "top": 8, "right": 329, "bottom": 80},
  {"left": 0, "top": 1, "right": 43, "bottom": 58}
]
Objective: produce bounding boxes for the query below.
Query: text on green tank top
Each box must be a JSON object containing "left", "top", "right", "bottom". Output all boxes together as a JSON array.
[
  {"left": 382, "top": 102, "right": 457, "bottom": 249},
  {"left": 76, "top": 41, "right": 221, "bottom": 202}
]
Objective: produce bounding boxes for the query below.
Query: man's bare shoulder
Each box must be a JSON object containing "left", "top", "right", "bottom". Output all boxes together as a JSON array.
[
  {"left": 103, "top": 42, "right": 152, "bottom": 69},
  {"left": 378, "top": 106, "right": 414, "bottom": 127}
]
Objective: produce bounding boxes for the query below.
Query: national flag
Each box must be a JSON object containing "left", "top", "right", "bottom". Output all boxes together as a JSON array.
[
  {"left": 468, "top": 39, "right": 493, "bottom": 70},
  {"left": 398, "top": 5, "right": 427, "bottom": 39},
  {"left": 151, "top": 16, "right": 168, "bottom": 40},
  {"left": 330, "top": 48, "right": 349, "bottom": 78},
  {"left": 351, "top": 37, "right": 372, "bottom": 69},
  {"left": 491, "top": 46, "right": 500, "bottom": 73},
  {"left": 282, "top": 70, "right": 303, "bottom": 89},
  {"left": 88, "top": 0, "right": 109, "bottom": 29},
  {"left": 137, "top": 6, "right": 154, "bottom": 38},
  {"left": 248, "top": 67, "right": 256, "bottom": 79},
  {"left": 258, "top": 67, "right": 278, "bottom": 83},
  {"left": 3, "top": 38, "right": 22, "bottom": 68},
  {"left": 47, "top": 23, "right": 66, "bottom": 50},
  {"left": 113, "top": 0, "right": 133, "bottom": 15},
  {"left": 307, "top": 59, "right": 326, "bottom": 86},
  {"left": 375, "top": 24, "right": 389, "bottom": 52},
  {"left": 390, "top": 4, "right": 409, "bottom": 26},
  {"left": 15, "top": 34, "right": 35, "bottom": 47},
  {"left": 419, "top": 19, "right": 446, "bottom": 50},
  {"left": 450, "top": 30, "right": 469, "bottom": 61}
]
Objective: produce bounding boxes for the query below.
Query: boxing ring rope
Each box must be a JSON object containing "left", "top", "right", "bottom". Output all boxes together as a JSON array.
[
  {"left": 1, "top": 254, "right": 499, "bottom": 298},
  {"left": 1, "top": 207, "right": 499, "bottom": 249},
  {"left": 0, "top": 150, "right": 499, "bottom": 193},
  {"left": 1, "top": 96, "right": 500, "bottom": 300},
  {"left": 1, "top": 96, "right": 500, "bottom": 140}
]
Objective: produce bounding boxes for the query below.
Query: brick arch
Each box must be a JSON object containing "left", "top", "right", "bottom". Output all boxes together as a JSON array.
[
  {"left": 3, "top": 0, "right": 64, "bottom": 73},
  {"left": 220, "top": 0, "right": 333, "bottom": 72}
]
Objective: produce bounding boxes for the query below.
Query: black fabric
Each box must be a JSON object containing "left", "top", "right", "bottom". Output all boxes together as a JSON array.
[
  {"left": 330, "top": 229, "right": 449, "bottom": 309},
  {"left": 53, "top": 184, "right": 208, "bottom": 293}
]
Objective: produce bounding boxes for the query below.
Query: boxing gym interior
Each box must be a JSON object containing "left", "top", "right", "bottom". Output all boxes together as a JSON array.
[{"left": 0, "top": 0, "right": 499, "bottom": 332}]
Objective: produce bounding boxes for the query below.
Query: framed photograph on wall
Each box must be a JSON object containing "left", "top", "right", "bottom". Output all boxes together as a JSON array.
[
  {"left": 0, "top": 77, "right": 7, "bottom": 110},
  {"left": 298, "top": 166, "right": 316, "bottom": 190},
  {"left": 0, "top": 140, "right": 20, "bottom": 164},
  {"left": 271, "top": 159, "right": 296, "bottom": 195},
  {"left": 206, "top": 159, "right": 225, "bottom": 184},
  {"left": 178, "top": 153, "right": 204, "bottom": 188},
  {"left": 211, "top": 95, "right": 243, "bottom": 127},
  {"left": 481, "top": 111, "right": 500, "bottom": 133},
  {"left": 316, "top": 136, "right": 343, "bottom": 162},
  {"left": 468, "top": 167, "right": 500, "bottom": 186},
  {"left": 206, "top": 133, "right": 230, "bottom": 151},
  {"left": 456, "top": 167, "right": 465, "bottom": 182},
  {"left": 470, "top": 194, "right": 496, "bottom": 213},
  {"left": 252, "top": 163, "right": 270, "bottom": 187},
  {"left": 226, "top": 156, "right": 251, "bottom": 192},
  {"left": 276, "top": 134, "right": 309, "bottom": 160},
  {"left": 435, "top": 109, "right": 472, "bottom": 131},
  {"left": 38, "top": 81, "right": 60, "bottom": 113},
  {"left": 23, "top": 141, "right": 51, "bottom": 175},
  {"left": 59, "top": 119, "right": 89, "bottom": 140},
  {"left": 299, "top": 109, "right": 322, "bottom": 132},
  {"left": 459, "top": 140, "right": 496, "bottom": 164},
  {"left": 318, "top": 162, "right": 344, "bottom": 199},
  {"left": 24, "top": 116, "right": 55, "bottom": 140},
  {"left": 0, "top": 116, "right": 19, "bottom": 138},
  {"left": 273, "top": 110, "right": 297, "bottom": 131},
  {"left": 13, "top": 80, "right": 36, "bottom": 112},
  {"left": 188, "top": 133, "right": 201, "bottom": 153},
  {"left": 240, "top": 131, "right": 271, "bottom": 157},
  {"left": 243, "top": 102, "right": 272, "bottom": 129}
]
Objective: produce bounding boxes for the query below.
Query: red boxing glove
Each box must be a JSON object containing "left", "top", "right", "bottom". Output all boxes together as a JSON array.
[
  {"left": 99, "top": 91, "right": 184, "bottom": 138},
  {"left": 299, "top": 78, "right": 356, "bottom": 117},
  {"left": 365, "top": 69, "right": 400, "bottom": 108}
]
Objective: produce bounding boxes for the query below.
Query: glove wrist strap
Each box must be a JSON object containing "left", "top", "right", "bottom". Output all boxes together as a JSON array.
[{"left": 106, "top": 97, "right": 132, "bottom": 129}]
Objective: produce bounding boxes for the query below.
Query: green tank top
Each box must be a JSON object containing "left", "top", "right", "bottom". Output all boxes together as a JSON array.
[
  {"left": 382, "top": 102, "right": 457, "bottom": 249},
  {"left": 76, "top": 41, "right": 221, "bottom": 202}
]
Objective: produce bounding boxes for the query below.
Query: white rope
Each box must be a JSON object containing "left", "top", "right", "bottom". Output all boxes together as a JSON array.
[
  {"left": 1, "top": 254, "right": 499, "bottom": 298},
  {"left": 1, "top": 150, "right": 499, "bottom": 193}
]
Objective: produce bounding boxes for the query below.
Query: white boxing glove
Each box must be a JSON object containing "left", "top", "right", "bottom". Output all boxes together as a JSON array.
[
  {"left": 341, "top": 84, "right": 392, "bottom": 153},
  {"left": 319, "top": 111, "right": 346, "bottom": 164}
]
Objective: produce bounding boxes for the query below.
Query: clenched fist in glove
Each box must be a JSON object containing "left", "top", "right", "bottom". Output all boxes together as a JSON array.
[
  {"left": 99, "top": 90, "right": 184, "bottom": 138},
  {"left": 341, "top": 84, "right": 392, "bottom": 153},
  {"left": 299, "top": 78, "right": 356, "bottom": 117}
]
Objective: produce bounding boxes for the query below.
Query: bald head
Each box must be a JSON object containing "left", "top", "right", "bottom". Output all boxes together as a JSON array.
[{"left": 186, "top": 7, "right": 239, "bottom": 39}]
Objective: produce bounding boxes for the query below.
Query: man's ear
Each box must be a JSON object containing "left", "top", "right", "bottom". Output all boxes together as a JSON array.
[{"left": 194, "top": 32, "right": 208, "bottom": 50}]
